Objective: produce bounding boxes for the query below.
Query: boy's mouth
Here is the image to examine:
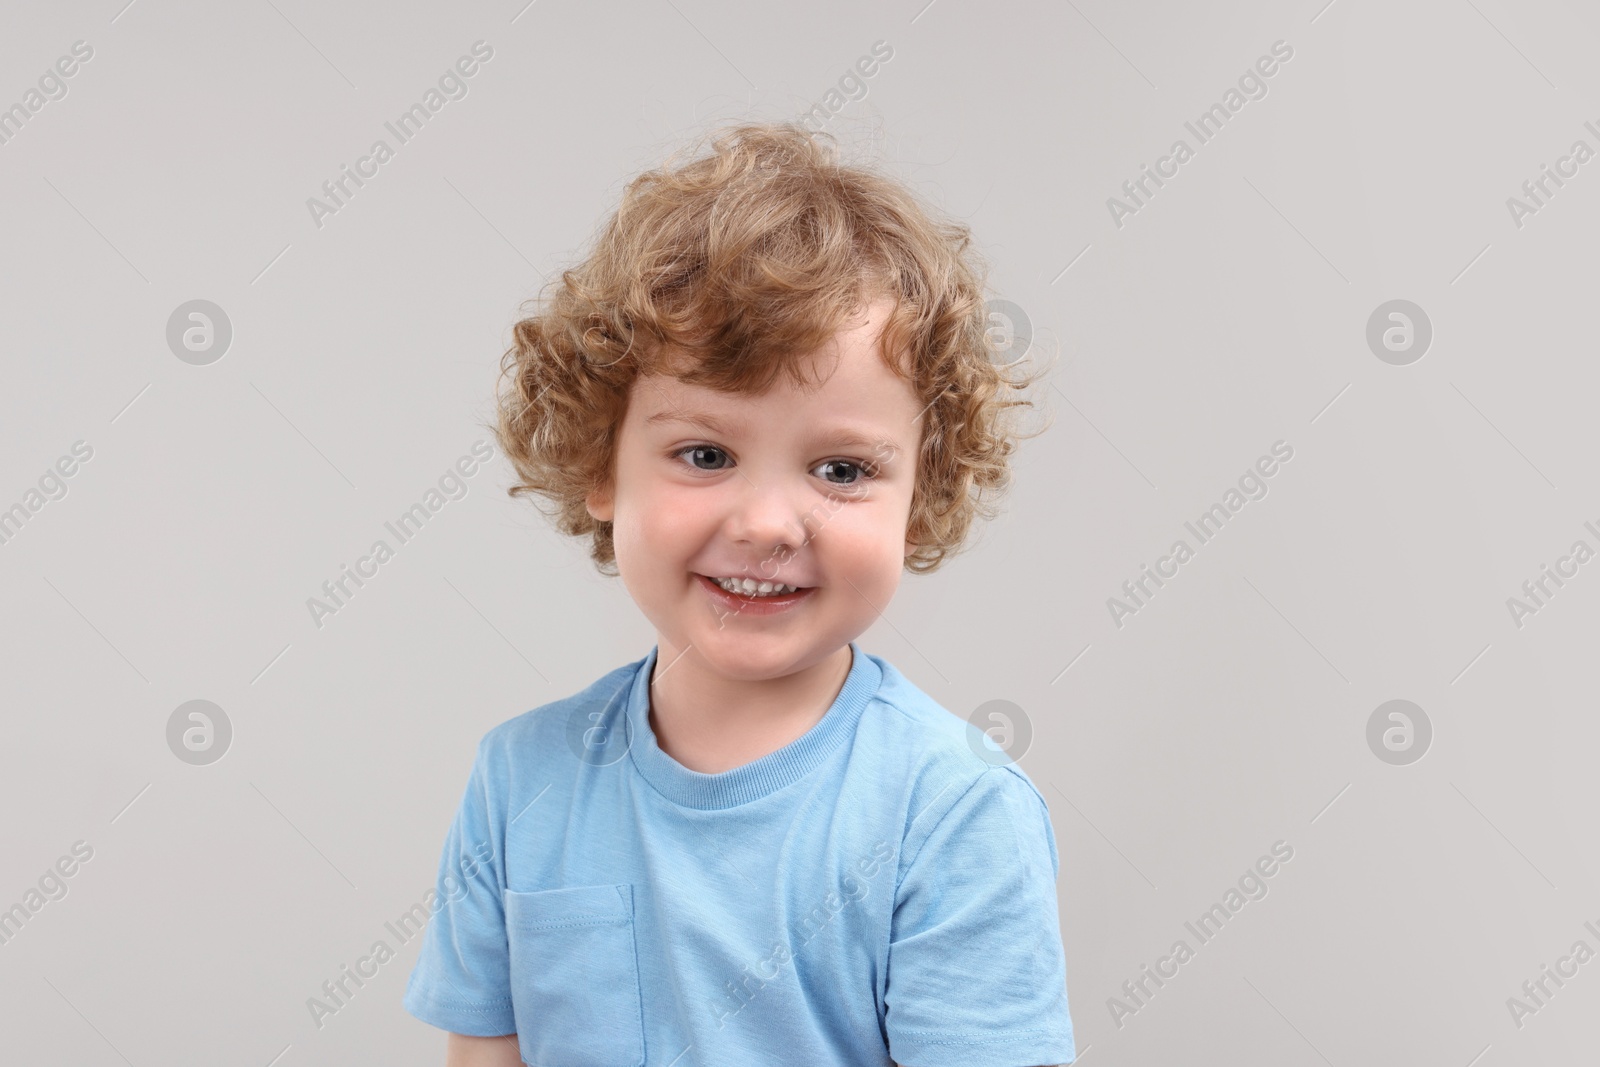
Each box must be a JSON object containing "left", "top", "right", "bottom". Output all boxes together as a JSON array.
[{"left": 693, "top": 572, "right": 816, "bottom": 608}]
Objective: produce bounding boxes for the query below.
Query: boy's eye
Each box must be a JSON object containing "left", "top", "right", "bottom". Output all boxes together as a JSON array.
[
  {"left": 676, "top": 445, "right": 732, "bottom": 471},
  {"left": 670, "top": 446, "right": 877, "bottom": 484},
  {"left": 814, "top": 459, "right": 875, "bottom": 485}
]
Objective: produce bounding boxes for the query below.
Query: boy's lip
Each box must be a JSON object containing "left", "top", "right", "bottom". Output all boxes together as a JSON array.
[
  {"left": 695, "top": 573, "right": 817, "bottom": 612},
  {"left": 693, "top": 571, "right": 815, "bottom": 589}
]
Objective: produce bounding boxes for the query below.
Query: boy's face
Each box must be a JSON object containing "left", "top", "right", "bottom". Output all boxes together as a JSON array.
[{"left": 585, "top": 297, "right": 924, "bottom": 682}]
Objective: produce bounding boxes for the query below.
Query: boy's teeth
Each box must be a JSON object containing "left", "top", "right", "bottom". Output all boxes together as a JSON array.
[{"left": 712, "top": 576, "right": 798, "bottom": 596}]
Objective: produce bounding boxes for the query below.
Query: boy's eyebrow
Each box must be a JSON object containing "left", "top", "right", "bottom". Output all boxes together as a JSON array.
[
  {"left": 644, "top": 410, "right": 901, "bottom": 455},
  {"left": 644, "top": 410, "right": 736, "bottom": 434}
]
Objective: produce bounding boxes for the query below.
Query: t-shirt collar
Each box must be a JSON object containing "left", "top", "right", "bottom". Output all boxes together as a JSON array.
[{"left": 625, "top": 641, "right": 881, "bottom": 809}]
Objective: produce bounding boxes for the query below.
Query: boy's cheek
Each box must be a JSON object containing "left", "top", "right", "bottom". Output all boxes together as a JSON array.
[{"left": 646, "top": 494, "right": 716, "bottom": 541}]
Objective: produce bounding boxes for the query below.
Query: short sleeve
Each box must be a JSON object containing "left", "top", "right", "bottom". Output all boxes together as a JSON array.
[
  {"left": 402, "top": 738, "right": 517, "bottom": 1035},
  {"left": 884, "top": 768, "right": 1076, "bottom": 1067}
]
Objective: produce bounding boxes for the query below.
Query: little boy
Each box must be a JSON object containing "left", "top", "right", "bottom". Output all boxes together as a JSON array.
[{"left": 403, "top": 121, "right": 1075, "bottom": 1067}]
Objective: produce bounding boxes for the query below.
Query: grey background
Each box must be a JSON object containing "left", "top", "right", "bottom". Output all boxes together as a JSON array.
[{"left": 2, "top": 0, "right": 1596, "bottom": 1063}]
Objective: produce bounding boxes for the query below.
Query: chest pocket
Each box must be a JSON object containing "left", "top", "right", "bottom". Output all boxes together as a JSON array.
[{"left": 503, "top": 884, "right": 645, "bottom": 1067}]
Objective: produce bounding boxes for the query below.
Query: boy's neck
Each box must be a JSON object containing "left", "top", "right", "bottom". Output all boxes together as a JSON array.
[{"left": 645, "top": 642, "right": 855, "bottom": 775}]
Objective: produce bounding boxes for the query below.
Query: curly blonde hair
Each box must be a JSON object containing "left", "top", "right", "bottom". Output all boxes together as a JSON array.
[{"left": 489, "top": 120, "right": 1051, "bottom": 577}]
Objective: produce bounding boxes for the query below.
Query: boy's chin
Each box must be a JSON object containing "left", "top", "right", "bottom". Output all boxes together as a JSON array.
[{"left": 688, "top": 629, "right": 833, "bottom": 680}]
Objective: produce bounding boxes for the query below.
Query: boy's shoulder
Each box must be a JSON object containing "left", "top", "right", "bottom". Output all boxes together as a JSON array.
[
  {"left": 464, "top": 647, "right": 1048, "bottom": 815},
  {"left": 472, "top": 652, "right": 646, "bottom": 770},
  {"left": 860, "top": 651, "right": 1051, "bottom": 813}
]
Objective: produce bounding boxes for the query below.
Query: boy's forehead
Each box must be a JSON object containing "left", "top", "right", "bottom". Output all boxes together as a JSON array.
[
  {"left": 632, "top": 369, "right": 920, "bottom": 454},
  {"left": 635, "top": 375, "right": 817, "bottom": 427},
  {"left": 636, "top": 365, "right": 915, "bottom": 421},
  {"left": 639, "top": 340, "right": 912, "bottom": 409},
  {"left": 643, "top": 301, "right": 905, "bottom": 392},
  {"left": 630, "top": 306, "right": 922, "bottom": 442}
]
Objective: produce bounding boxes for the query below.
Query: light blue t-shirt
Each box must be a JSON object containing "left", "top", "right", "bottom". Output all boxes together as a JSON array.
[{"left": 403, "top": 641, "right": 1075, "bottom": 1067}]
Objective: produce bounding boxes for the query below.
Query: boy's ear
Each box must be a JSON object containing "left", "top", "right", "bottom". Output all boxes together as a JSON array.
[{"left": 586, "top": 484, "right": 614, "bottom": 523}]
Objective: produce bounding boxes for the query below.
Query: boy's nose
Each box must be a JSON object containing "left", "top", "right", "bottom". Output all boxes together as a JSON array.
[{"left": 724, "top": 476, "right": 811, "bottom": 554}]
